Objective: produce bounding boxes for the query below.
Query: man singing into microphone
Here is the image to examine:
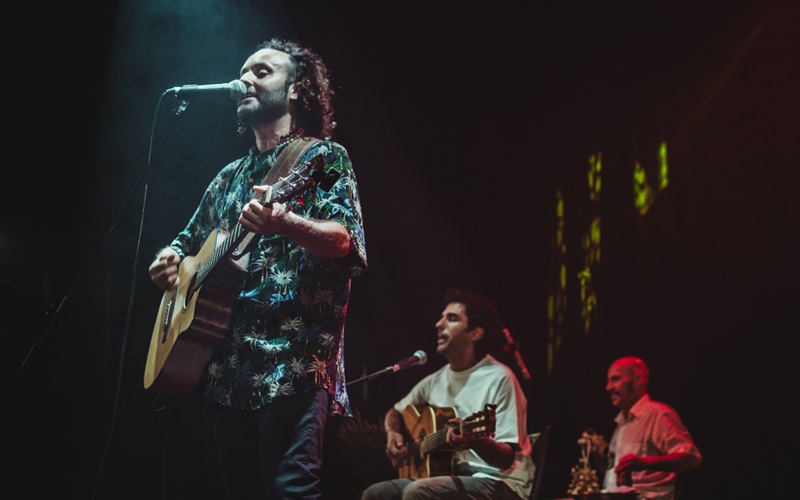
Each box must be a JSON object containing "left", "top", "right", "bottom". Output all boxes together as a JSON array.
[
  {"left": 361, "top": 288, "right": 534, "bottom": 500},
  {"left": 148, "top": 37, "right": 367, "bottom": 499}
]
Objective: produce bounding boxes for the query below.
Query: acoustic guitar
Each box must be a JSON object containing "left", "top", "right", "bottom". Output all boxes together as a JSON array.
[
  {"left": 398, "top": 403, "right": 497, "bottom": 479},
  {"left": 143, "top": 154, "right": 337, "bottom": 399}
]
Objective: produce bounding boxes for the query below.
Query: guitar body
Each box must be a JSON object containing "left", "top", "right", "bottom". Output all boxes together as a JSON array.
[
  {"left": 399, "top": 405, "right": 458, "bottom": 479},
  {"left": 143, "top": 229, "right": 248, "bottom": 399}
]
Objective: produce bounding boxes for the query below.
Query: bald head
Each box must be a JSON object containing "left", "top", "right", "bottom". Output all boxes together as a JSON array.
[
  {"left": 606, "top": 356, "right": 650, "bottom": 411},
  {"left": 611, "top": 356, "right": 650, "bottom": 385}
]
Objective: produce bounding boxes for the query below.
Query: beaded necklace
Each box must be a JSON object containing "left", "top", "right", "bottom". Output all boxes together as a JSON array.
[
  {"left": 254, "top": 127, "right": 306, "bottom": 167},
  {"left": 274, "top": 127, "right": 305, "bottom": 150}
]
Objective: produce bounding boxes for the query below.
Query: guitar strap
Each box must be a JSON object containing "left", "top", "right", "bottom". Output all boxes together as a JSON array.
[{"left": 262, "top": 136, "right": 321, "bottom": 185}]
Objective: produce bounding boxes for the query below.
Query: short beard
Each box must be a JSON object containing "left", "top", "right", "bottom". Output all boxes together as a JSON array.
[{"left": 237, "top": 84, "right": 291, "bottom": 130}]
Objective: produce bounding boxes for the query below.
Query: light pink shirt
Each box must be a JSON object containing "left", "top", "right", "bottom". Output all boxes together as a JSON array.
[{"left": 604, "top": 394, "right": 702, "bottom": 500}]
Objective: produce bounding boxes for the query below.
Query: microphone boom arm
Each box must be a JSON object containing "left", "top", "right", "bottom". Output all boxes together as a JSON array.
[
  {"left": 347, "top": 351, "right": 427, "bottom": 386},
  {"left": 346, "top": 365, "right": 398, "bottom": 386},
  {"left": 503, "top": 328, "right": 531, "bottom": 381}
]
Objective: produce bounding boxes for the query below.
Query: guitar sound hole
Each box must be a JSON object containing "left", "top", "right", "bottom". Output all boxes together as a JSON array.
[
  {"left": 183, "top": 275, "right": 198, "bottom": 309},
  {"left": 161, "top": 292, "right": 176, "bottom": 343}
]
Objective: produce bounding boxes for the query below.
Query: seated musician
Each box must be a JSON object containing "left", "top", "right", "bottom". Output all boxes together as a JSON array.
[{"left": 361, "top": 288, "right": 534, "bottom": 500}]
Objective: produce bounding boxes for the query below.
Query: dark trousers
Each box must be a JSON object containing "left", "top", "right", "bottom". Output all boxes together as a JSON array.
[{"left": 205, "top": 388, "right": 329, "bottom": 500}]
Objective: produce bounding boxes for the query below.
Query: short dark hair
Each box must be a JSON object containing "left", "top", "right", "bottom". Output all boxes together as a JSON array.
[
  {"left": 256, "top": 37, "right": 336, "bottom": 139},
  {"left": 443, "top": 288, "right": 505, "bottom": 359}
]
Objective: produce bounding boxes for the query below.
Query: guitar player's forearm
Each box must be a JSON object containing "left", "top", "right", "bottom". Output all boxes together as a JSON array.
[
  {"left": 384, "top": 408, "right": 408, "bottom": 464},
  {"left": 384, "top": 408, "right": 403, "bottom": 433},
  {"left": 281, "top": 215, "right": 351, "bottom": 257},
  {"left": 241, "top": 197, "right": 352, "bottom": 258}
]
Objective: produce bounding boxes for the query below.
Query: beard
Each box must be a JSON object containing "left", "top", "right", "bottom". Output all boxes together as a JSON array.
[{"left": 237, "top": 83, "right": 291, "bottom": 129}]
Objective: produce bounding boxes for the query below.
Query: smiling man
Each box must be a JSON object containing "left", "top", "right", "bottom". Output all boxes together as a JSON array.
[{"left": 580, "top": 356, "right": 703, "bottom": 500}]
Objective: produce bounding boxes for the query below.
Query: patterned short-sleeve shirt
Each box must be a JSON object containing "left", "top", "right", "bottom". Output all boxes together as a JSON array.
[{"left": 168, "top": 139, "right": 367, "bottom": 413}]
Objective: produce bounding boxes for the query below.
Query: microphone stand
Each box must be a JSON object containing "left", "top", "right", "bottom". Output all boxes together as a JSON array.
[
  {"left": 347, "top": 364, "right": 409, "bottom": 386},
  {"left": 16, "top": 97, "right": 192, "bottom": 374},
  {"left": 503, "top": 328, "right": 532, "bottom": 381}
]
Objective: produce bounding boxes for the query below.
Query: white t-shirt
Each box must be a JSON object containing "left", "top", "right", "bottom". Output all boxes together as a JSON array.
[{"left": 393, "top": 354, "right": 534, "bottom": 499}]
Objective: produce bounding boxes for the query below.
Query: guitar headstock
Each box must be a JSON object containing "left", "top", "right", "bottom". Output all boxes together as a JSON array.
[
  {"left": 309, "top": 154, "right": 342, "bottom": 192},
  {"left": 460, "top": 403, "right": 497, "bottom": 438}
]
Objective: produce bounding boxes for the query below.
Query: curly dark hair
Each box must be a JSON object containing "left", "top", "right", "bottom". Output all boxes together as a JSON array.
[
  {"left": 256, "top": 37, "right": 336, "bottom": 139},
  {"left": 443, "top": 288, "right": 506, "bottom": 360}
]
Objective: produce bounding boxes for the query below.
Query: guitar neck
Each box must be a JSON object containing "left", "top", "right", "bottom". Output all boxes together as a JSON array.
[
  {"left": 415, "top": 406, "right": 496, "bottom": 456},
  {"left": 418, "top": 424, "right": 453, "bottom": 455},
  {"left": 195, "top": 181, "right": 286, "bottom": 286},
  {"left": 194, "top": 223, "right": 251, "bottom": 286}
]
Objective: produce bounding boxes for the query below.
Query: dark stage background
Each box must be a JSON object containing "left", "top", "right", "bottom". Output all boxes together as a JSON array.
[{"left": 7, "top": 1, "right": 799, "bottom": 499}]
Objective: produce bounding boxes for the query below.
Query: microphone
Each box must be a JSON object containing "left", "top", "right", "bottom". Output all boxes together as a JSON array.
[
  {"left": 389, "top": 350, "right": 428, "bottom": 372},
  {"left": 166, "top": 80, "right": 247, "bottom": 100},
  {"left": 503, "top": 328, "right": 531, "bottom": 380}
]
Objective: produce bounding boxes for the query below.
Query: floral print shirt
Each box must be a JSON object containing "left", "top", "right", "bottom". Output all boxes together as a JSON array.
[{"left": 167, "top": 139, "right": 367, "bottom": 415}]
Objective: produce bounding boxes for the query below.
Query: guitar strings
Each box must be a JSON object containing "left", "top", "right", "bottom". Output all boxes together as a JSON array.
[{"left": 415, "top": 418, "right": 490, "bottom": 455}]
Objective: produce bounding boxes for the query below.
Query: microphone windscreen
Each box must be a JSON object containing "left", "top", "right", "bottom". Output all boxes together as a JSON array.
[{"left": 229, "top": 80, "right": 246, "bottom": 100}]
